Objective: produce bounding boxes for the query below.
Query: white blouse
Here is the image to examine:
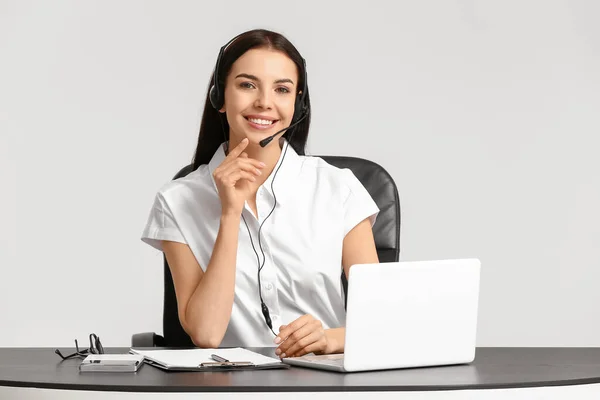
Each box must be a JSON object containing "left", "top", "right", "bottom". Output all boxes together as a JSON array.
[{"left": 141, "top": 140, "right": 379, "bottom": 347}]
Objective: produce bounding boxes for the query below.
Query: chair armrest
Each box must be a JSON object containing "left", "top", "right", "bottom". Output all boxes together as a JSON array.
[{"left": 131, "top": 332, "right": 165, "bottom": 347}]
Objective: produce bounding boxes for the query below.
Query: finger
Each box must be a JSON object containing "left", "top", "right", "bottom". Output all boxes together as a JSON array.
[
  {"left": 223, "top": 157, "right": 265, "bottom": 173},
  {"left": 276, "top": 321, "right": 316, "bottom": 356},
  {"left": 276, "top": 317, "right": 308, "bottom": 346},
  {"left": 283, "top": 320, "right": 323, "bottom": 356},
  {"left": 225, "top": 138, "right": 249, "bottom": 160},
  {"left": 214, "top": 166, "right": 255, "bottom": 186},
  {"left": 222, "top": 152, "right": 265, "bottom": 172},
  {"left": 282, "top": 328, "right": 323, "bottom": 358},
  {"left": 240, "top": 152, "right": 249, "bottom": 158},
  {"left": 221, "top": 159, "right": 263, "bottom": 177},
  {"left": 275, "top": 315, "right": 312, "bottom": 344},
  {"left": 291, "top": 338, "right": 328, "bottom": 358},
  {"left": 224, "top": 170, "right": 257, "bottom": 186},
  {"left": 237, "top": 157, "right": 266, "bottom": 172}
]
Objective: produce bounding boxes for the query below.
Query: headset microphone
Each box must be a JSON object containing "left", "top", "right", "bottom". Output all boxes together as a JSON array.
[{"left": 258, "top": 110, "right": 309, "bottom": 147}]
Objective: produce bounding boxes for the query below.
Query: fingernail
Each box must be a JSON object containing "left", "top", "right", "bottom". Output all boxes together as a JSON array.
[
  {"left": 275, "top": 348, "right": 281, "bottom": 355},
  {"left": 281, "top": 353, "right": 286, "bottom": 358},
  {"left": 256, "top": 169, "right": 262, "bottom": 175},
  {"left": 243, "top": 138, "right": 248, "bottom": 142},
  {"left": 274, "top": 337, "right": 281, "bottom": 344},
  {"left": 259, "top": 162, "right": 266, "bottom": 167}
]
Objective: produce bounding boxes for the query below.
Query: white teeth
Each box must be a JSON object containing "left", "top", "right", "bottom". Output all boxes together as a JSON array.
[{"left": 247, "top": 118, "right": 274, "bottom": 125}]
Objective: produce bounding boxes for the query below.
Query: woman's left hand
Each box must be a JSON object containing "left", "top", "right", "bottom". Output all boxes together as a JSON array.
[{"left": 274, "top": 314, "right": 331, "bottom": 358}]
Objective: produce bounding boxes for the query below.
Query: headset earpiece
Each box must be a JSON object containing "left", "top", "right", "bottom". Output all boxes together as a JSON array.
[
  {"left": 292, "top": 94, "right": 303, "bottom": 124},
  {"left": 290, "top": 60, "right": 308, "bottom": 125},
  {"left": 209, "top": 84, "right": 221, "bottom": 110},
  {"left": 209, "top": 35, "right": 238, "bottom": 112}
]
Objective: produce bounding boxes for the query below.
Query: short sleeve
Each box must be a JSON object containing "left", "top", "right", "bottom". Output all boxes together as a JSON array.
[
  {"left": 141, "top": 192, "right": 187, "bottom": 251},
  {"left": 342, "top": 169, "right": 380, "bottom": 237}
]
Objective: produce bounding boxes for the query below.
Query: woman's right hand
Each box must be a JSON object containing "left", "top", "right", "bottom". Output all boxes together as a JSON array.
[{"left": 212, "top": 138, "right": 265, "bottom": 216}]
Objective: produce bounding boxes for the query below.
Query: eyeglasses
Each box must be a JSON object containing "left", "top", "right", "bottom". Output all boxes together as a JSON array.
[{"left": 55, "top": 333, "right": 104, "bottom": 361}]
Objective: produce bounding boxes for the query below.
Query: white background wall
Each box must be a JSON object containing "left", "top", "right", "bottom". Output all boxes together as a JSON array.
[{"left": 1, "top": 0, "right": 599, "bottom": 347}]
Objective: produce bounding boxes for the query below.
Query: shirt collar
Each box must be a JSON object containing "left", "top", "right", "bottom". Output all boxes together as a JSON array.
[{"left": 208, "top": 138, "right": 302, "bottom": 205}]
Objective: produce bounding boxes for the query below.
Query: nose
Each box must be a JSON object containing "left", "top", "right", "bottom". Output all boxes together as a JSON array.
[{"left": 254, "top": 88, "right": 273, "bottom": 110}]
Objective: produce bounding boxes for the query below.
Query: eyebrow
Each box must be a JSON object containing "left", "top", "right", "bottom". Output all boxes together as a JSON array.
[{"left": 235, "top": 73, "right": 294, "bottom": 85}]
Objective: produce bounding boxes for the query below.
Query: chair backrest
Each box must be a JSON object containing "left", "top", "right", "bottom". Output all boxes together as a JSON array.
[{"left": 162, "top": 156, "right": 401, "bottom": 347}]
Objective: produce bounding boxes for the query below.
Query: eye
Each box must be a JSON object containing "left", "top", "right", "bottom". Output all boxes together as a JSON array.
[
  {"left": 276, "top": 87, "right": 291, "bottom": 94},
  {"left": 239, "top": 82, "right": 255, "bottom": 89}
]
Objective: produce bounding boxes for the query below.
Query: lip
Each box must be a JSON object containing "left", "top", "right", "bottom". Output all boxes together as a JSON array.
[
  {"left": 245, "top": 118, "right": 278, "bottom": 130},
  {"left": 244, "top": 114, "right": 278, "bottom": 121},
  {"left": 244, "top": 115, "right": 279, "bottom": 130}
]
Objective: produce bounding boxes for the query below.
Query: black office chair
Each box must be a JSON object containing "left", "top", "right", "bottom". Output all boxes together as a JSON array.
[{"left": 132, "top": 156, "right": 401, "bottom": 347}]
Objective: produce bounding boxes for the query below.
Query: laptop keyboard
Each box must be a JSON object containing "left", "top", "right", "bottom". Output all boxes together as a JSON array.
[{"left": 299, "top": 354, "right": 345, "bottom": 367}]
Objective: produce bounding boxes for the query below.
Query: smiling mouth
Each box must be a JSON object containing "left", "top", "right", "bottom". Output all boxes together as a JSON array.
[{"left": 244, "top": 117, "right": 279, "bottom": 126}]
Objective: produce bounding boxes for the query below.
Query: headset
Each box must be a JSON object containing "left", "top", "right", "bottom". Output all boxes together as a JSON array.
[
  {"left": 208, "top": 33, "right": 310, "bottom": 336},
  {"left": 209, "top": 33, "right": 310, "bottom": 146}
]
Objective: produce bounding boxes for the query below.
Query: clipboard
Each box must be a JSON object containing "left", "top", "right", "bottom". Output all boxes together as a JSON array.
[{"left": 130, "top": 348, "right": 289, "bottom": 372}]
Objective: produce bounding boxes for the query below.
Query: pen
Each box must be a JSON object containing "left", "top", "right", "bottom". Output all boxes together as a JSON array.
[
  {"left": 200, "top": 354, "right": 254, "bottom": 367},
  {"left": 211, "top": 354, "right": 229, "bottom": 363}
]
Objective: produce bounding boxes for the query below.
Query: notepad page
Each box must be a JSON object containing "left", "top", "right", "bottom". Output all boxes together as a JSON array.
[
  {"left": 85, "top": 354, "right": 144, "bottom": 362},
  {"left": 130, "top": 348, "right": 280, "bottom": 367}
]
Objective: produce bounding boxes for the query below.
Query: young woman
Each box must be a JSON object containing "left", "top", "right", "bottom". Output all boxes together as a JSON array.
[{"left": 142, "top": 29, "right": 379, "bottom": 358}]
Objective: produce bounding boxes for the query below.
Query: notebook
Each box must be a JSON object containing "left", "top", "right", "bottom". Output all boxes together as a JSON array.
[{"left": 129, "top": 347, "right": 287, "bottom": 371}]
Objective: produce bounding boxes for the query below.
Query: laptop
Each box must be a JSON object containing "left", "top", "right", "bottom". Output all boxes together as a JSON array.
[{"left": 282, "top": 258, "right": 481, "bottom": 372}]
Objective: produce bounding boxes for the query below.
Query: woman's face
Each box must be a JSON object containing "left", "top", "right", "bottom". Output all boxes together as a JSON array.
[{"left": 221, "top": 47, "right": 299, "bottom": 145}]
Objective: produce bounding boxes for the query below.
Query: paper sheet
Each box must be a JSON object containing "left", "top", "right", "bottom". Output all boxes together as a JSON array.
[{"left": 130, "top": 348, "right": 281, "bottom": 367}]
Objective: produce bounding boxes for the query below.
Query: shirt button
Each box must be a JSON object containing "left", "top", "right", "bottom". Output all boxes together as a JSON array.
[{"left": 265, "top": 283, "right": 273, "bottom": 290}]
